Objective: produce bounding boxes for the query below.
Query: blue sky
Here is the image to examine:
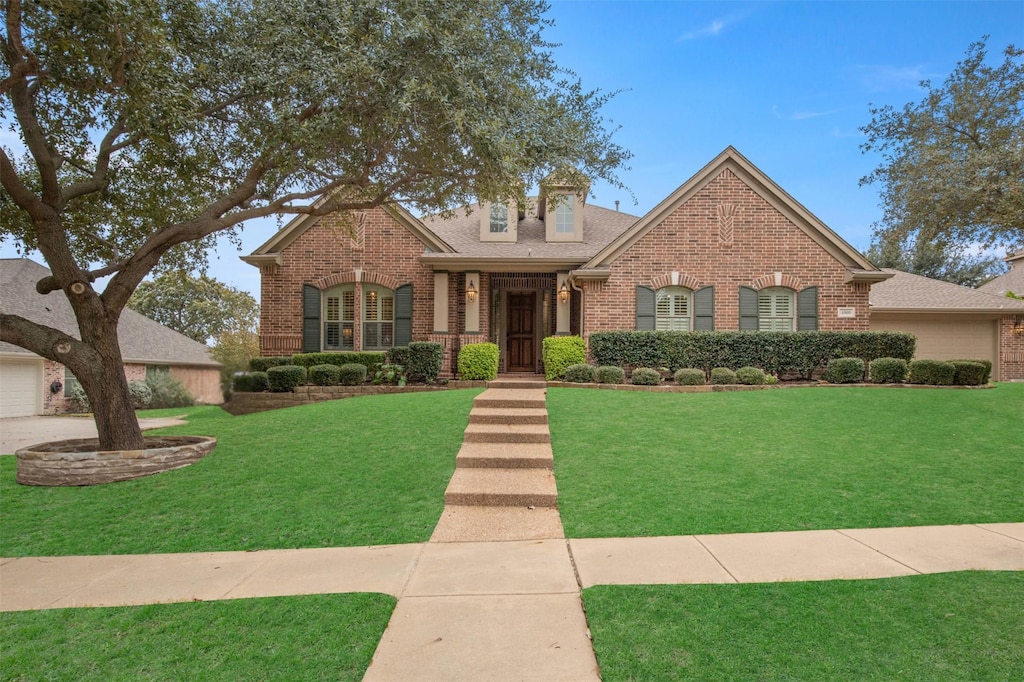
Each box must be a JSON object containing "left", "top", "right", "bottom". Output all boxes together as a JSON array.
[{"left": 3, "top": 0, "right": 1022, "bottom": 302}]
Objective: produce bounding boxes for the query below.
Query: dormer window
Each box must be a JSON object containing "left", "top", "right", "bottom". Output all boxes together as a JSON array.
[
  {"left": 555, "top": 202, "right": 574, "bottom": 234},
  {"left": 490, "top": 203, "right": 509, "bottom": 233},
  {"left": 480, "top": 200, "right": 517, "bottom": 242}
]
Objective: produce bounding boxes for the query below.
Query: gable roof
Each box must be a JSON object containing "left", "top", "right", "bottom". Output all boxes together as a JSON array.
[
  {"left": 582, "top": 146, "right": 880, "bottom": 277},
  {"left": 242, "top": 202, "right": 454, "bottom": 267},
  {"left": 978, "top": 250, "right": 1024, "bottom": 297},
  {"left": 869, "top": 268, "right": 1024, "bottom": 313},
  {"left": 0, "top": 258, "right": 219, "bottom": 366}
]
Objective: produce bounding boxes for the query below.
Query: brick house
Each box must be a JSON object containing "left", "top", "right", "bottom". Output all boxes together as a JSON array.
[{"left": 247, "top": 147, "right": 902, "bottom": 376}]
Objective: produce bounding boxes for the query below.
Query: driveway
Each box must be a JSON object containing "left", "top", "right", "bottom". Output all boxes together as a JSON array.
[{"left": 0, "top": 415, "right": 188, "bottom": 455}]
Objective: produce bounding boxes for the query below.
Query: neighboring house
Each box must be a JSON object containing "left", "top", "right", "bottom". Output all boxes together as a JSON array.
[
  {"left": 869, "top": 268, "right": 1024, "bottom": 381},
  {"left": 979, "top": 250, "right": 1024, "bottom": 298},
  {"left": 247, "top": 147, "right": 893, "bottom": 376},
  {"left": 0, "top": 258, "right": 222, "bottom": 418}
]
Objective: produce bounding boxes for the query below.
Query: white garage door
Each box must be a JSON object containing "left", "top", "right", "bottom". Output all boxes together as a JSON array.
[
  {"left": 0, "top": 357, "right": 43, "bottom": 418},
  {"left": 870, "top": 313, "right": 999, "bottom": 380}
]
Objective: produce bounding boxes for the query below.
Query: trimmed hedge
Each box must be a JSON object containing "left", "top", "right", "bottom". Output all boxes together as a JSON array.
[
  {"left": 631, "top": 367, "right": 663, "bottom": 385},
  {"left": 710, "top": 367, "right": 737, "bottom": 385},
  {"left": 674, "top": 368, "right": 706, "bottom": 385},
  {"left": 407, "top": 342, "right": 444, "bottom": 382},
  {"left": 563, "top": 364, "right": 597, "bottom": 383},
  {"left": 290, "top": 352, "right": 386, "bottom": 377},
  {"left": 589, "top": 330, "right": 915, "bottom": 378},
  {"left": 249, "top": 356, "right": 291, "bottom": 372},
  {"left": 735, "top": 366, "right": 769, "bottom": 385},
  {"left": 308, "top": 364, "right": 341, "bottom": 386},
  {"left": 909, "top": 359, "right": 955, "bottom": 386},
  {"left": 824, "top": 357, "right": 865, "bottom": 384},
  {"left": 388, "top": 346, "right": 409, "bottom": 368},
  {"left": 233, "top": 371, "right": 269, "bottom": 392},
  {"left": 267, "top": 365, "right": 307, "bottom": 392},
  {"left": 950, "top": 360, "right": 987, "bottom": 386},
  {"left": 869, "top": 357, "right": 908, "bottom": 384},
  {"left": 541, "top": 336, "right": 587, "bottom": 380},
  {"left": 595, "top": 366, "right": 626, "bottom": 384},
  {"left": 338, "top": 363, "right": 367, "bottom": 385},
  {"left": 458, "top": 342, "right": 499, "bottom": 380},
  {"left": 950, "top": 358, "right": 992, "bottom": 384}
]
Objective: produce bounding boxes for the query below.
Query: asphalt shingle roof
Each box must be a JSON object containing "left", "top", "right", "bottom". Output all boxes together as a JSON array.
[
  {"left": 978, "top": 251, "right": 1024, "bottom": 297},
  {"left": 0, "top": 258, "right": 219, "bottom": 365},
  {"left": 869, "top": 268, "right": 1024, "bottom": 312}
]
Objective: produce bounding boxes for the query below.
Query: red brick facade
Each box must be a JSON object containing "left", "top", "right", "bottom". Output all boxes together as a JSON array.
[
  {"left": 999, "top": 315, "right": 1024, "bottom": 380},
  {"left": 583, "top": 169, "right": 870, "bottom": 337}
]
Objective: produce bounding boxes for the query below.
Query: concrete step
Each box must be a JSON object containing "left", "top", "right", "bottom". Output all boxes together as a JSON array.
[
  {"left": 473, "top": 389, "right": 547, "bottom": 410},
  {"left": 463, "top": 423, "right": 551, "bottom": 444},
  {"left": 489, "top": 377, "right": 547, "bottom": 390},
  {"left": 456, "top": 442, "right": 553, "bottom": 469},
  {"left": 444, "top": 468, "right": 558, "bottom": 507},
  {"left": 430, "top": 505, "right": 565, "bottom": 542},
  {"left": 469, "top": 407, "right": 548, "bottom": 425}
]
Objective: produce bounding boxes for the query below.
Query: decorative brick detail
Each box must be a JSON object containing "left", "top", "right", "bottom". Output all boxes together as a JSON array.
[
  {"left": 717, "top": 202, "right": 737, "bottom": 246},
  {"left": 649, "top": 273, "right": 704, "bottom": 291},
  {"left": 749, "top": 272, "right": 805, "bottom": 291}
]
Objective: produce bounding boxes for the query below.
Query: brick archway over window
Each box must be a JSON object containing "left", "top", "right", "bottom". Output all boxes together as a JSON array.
[
  {"left": 749, "top": 272, "right": 804, "bottom": 291},
  {"left": 313, "top": 271, "right": 404, "bottom": 291},
  {"left": 648, "top": 272, "right": 705, "bottom": 291}
]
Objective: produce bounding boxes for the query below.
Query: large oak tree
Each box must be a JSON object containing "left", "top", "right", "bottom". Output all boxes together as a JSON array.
[
  {"left": 1, "top": 0, "right": 628, "bottom": 450},
  {"left": 859, "top": 38, "right": 1024, "bottom": 253}
]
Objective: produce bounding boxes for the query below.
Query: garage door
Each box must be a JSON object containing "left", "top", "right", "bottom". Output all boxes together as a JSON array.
[
  {"left": 0, "top": 357, "right": 43, "bottom": 418},
  {"left": 870, "top": 313, "right": 999, "bottom": 380}
]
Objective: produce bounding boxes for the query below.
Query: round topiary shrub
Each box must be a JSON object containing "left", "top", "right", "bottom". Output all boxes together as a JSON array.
[
  {"left": 631, "top": 367, "right": 663, "bottom": 386},
  {"left": 309, "top": 364, "right": 342, "bottom": 386},
  {"left": 338, "top": 363, "right": 368, "bottom": 386},
  {"left": 458, "top": 342, "right": 500, "bottom": 380},
  {"left": 233, "top": 371, "right": 269, "bottom": 393},
  {"left": 735, "top": 366, "right": 768, "bottom": 385},
  {"left": 267, "top": 365, "right": 307, "bottom": 392},
  {"left": 869, "top": 357, "right": 908, "bottom": 384},
  {"left": 949, "top": 358, "right": 992, "bottom": 384},
  {"left": 950, "top": 360, "right": 987, "bottom": 386},
  {"left": 824, "top": 357, "right": 865, "bottom": 384},
  {"left": 908, "top": 359, "right": 955, "bottom": 385},
  {"left": 710, "top": 367, "right": 737, "bottom": 385},
  {"left": 595, "top": 366, "right": 626, "bottom": 384},
  {"left": 128, "top": 380, "right": 153, "bottom": 409},
  {"left": 673, "top": 368, "right": 706, "bottom": 385},
  {"left": 563, "top": 363, "right": 597, "bottom": 383}
]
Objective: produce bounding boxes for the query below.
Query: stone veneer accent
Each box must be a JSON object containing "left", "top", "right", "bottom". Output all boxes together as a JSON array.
[{"left": 16, "top": 436, "right": 216, "bottom": 486}]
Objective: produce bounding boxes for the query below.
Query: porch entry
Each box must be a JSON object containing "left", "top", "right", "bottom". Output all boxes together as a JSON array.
[{"left": 506, "top": 292, "right": 536, "bottom": 372}]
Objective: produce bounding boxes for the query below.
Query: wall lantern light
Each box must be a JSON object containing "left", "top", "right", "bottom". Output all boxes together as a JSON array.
[
  {"left": 1014, "top": 316, "right": 1024, "bottom": 335},
  {"left": 466, "top": 280, "right": 477, "bottom": 302},
  {"left": 559, "top": 281, "right": 570, "bottom": 303}
]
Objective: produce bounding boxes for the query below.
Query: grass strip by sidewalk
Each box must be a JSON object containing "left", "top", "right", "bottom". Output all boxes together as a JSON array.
[
  {"left": 549, "top": 384, "right": 1024, "bottom": 537},
  {"left": 0, "top": 592, "right": 394, "bottom": 682},
  {"left": 1, "top": 389, "right": 481, "bottom": 556},
  {"left": 584, "top": 571, "right": 1024, "bottom": 681}
]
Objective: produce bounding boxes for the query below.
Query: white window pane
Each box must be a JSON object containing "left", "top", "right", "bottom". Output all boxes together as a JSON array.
[
  {"left": 490, "top": 204, "right": 508, "bottom": 233},
  {"left": 342, "top": 291, "right": 354, "bottom": 321},
  {"left": 381, "top": 295, "right": 394, "bottom": 321},
  {"left": 326, "top": 297, "right": 339, "bottom": 322},
  {"left": 365, "top": 290, "right": 378, "bottom": 320},
  {"left": 555, "top": 202, "right": 573, "bottom": 233}
]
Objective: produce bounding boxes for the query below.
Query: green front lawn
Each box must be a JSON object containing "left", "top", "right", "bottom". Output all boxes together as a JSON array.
[
  {"left": 0, "top": 593, "right": 394, "bottom": 681},
  {"left": 0, "top": 390, "right": 481, "bottom": 556},
  {"left": 584, "top": 572, "right": 1024, "bottom": 681},
  {"left": 548, "top": 383, "right": 1024, "bottom": 537}
]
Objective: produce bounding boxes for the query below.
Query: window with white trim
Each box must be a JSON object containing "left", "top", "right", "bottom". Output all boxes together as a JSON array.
[
  {"left": 554, "top": 201, "right": 574, "bottom": 233},
  {"left": 324, "top": 285, "right": 355, "bottom": 350},
  {"left": 656, "top": 286, "right": 692, "bottom": 331},
  {"left": 363, "top": 285, "right": 394, "bottom": 349},
  {"left": 489, "top": 203, "right": 508, "bottom": 233},
  {"left": 758, "top": 287, "right": 795, "bottom": 331}
]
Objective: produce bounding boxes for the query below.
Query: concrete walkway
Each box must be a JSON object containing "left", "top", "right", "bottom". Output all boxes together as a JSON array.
[
  {"left": 2, "top": 380, "right": 1023, "bottom": 681},
  {"left": 0, "top": 415, "right": 189, "bottom": 455}
]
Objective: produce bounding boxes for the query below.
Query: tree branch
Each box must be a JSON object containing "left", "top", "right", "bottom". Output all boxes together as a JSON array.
[{"left": 0, "top": 312, "right": 97, "bottom": 366}]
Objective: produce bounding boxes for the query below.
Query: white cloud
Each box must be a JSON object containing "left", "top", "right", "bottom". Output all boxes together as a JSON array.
[
  {"left": 679, "top": 19, "right": 727, "bottom": 41},
  {"left": 771, "top": 105, "right": 842, "bottom": 121}
]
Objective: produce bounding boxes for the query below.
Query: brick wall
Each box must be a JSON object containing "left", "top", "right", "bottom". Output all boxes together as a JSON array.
[
  {"left": 583, "top": 168, "right": 871, "bottom": 337},
  {"left": 999, "top": 315, "right": 1024, "bottom": 380},
  {"left": 259, "top": 206, "right": 437, "bottom": 356},
  {"left": 42, "top": 361, "right": 220, "bottom": 413}
]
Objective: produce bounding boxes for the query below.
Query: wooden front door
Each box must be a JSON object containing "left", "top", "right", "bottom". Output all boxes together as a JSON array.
[{"left": 507, "top": 293, "right": 536, "bottom": 372}]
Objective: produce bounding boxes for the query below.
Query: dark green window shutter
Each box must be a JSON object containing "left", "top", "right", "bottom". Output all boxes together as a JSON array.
[
  {"left": 636, "top": 286, "right": 655, "bottom": 330},
  {"left": 394, "top": 283, "right": 413, "bottom": 346},
  {"left": 798, "top": 286, "right": 818, "bottom": 331},
  {"left": 693, "top": 286, "right": 714, "bottom": 330},
  {"left": 302, "top": 285, "right": 321, "bottom": 352},
  {"left": 739, "top": 286, "right": 759, "bottom": 330}
]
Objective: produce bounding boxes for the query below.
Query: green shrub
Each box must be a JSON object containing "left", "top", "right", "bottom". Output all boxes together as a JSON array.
[
  {"left": 908, "top": 359, "right": 955, "bottom": 385},
  {"left": 267, "top": 365, "right": 307, "bottom": 392},
  {"left": 595, "top": 366, "right": 626, "bottom": 384},
  {"left": 824, "top": 357, "right": 865, "bottom": 384},
  {"left": 710, "top": 367, "right": 737, "bottom": 385},
  {"left": 458, "top": 342, "right": 499, "bottom": 380},
  {"left": 407, "top": 342, "right": 444, "bottom": 382},
  {"left": 949, "top": 359, "right": 992, "bottom": 384},
  {"left": 373, "top": 363, "right": 407, "bottom": 386},
  {"left": 388, "top": 346, "right": 409, "bottom": 368},
  {"left": 146, "top": 372, "right": 196, "bottom": 408},
  {"left": 233, "top": 371, "right": 270, "bottom": 392},
  {"left": 735, "top": 366, "right": 769, "bottom": 385},
  {"left": 308, "top": 364, "right": 341, "bottom": 386},
  {"left": 290, "top": 352, "right": 386, "bottom": 377},
  {"left": 338, "top": 363, "right": 367, "bottom": 386},
  {"left": 128, "top": 380, "right": 153, "bottom": 409},
  {"left": 249, "top": 356, "right": 291, "bottom": 372},
  {"left": 870, "top": 357, "right": 908, "bottom": 384},
  {"left": 541, "top": 336, "right": 587, "bottom": 380},
  {"left": 631, "top": 367, "right": 663, "bottom": 385},
  {"left": 563, "top": 364, "right": 597, "bottom": 383},
  {"left": 950, "top": 360, "right": 987, "bottom": 386},
  {"left": 673, "top": 368, "right": 706, "bottom": 385},
  {"left": 68, "top": 384, "right": 90, "bottom": 413}
]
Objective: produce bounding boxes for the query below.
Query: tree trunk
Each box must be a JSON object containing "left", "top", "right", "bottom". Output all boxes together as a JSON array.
[{"left": 78, "top": 319, "right": 146, "bottom": 452}]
